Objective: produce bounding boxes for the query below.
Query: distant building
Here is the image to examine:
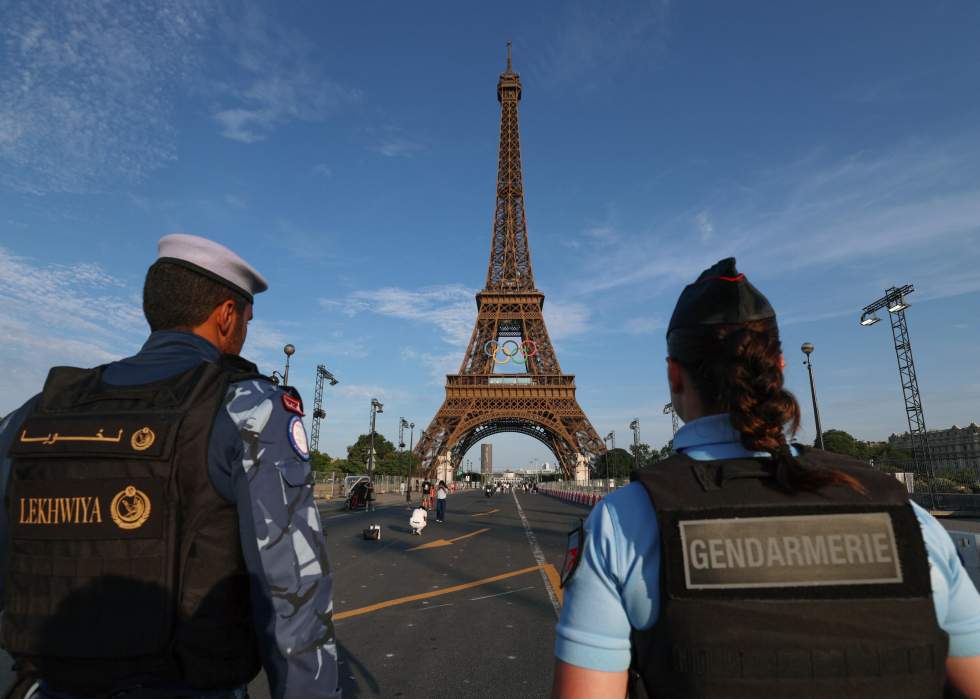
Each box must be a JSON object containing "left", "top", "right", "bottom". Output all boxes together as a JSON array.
[
  {"left": 888, "top": 423, "right": 980, "bottom": 470},
  {"left": 481, "top": 443, "right": 492, "bottom": 474}
]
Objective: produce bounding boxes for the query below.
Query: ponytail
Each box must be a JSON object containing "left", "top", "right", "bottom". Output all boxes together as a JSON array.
[{"left": 672, "top": 321, "right": 865, "bottom": 494}]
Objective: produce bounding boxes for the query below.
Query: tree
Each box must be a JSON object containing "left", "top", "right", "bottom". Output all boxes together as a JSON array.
[
  {"left": 346, "top": 433, "right": 397, "bottom": 473},
  {"left": 592, "top": 448, "right": 635, "bottom": 479},
  {"left": 309, "top": 450, "right": 333, "bottom": 473},
  {"left": 819, "top": 430, "right": 868, "bottom": 460}
]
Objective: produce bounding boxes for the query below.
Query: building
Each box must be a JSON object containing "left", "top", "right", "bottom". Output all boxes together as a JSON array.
[
  {"left": 888, "top": 423, "right": 980, "bottom": 470},
  {"left": 480, "top": 443, "right": 492, "bottom": 475}
]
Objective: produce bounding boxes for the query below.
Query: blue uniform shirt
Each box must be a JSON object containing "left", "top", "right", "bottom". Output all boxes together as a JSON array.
[
  {"left": 0, "top": 331, "right": 340, "bottom": 699},
  {"left": 556, "top": 413, "right": 980, "bottom": 672}
]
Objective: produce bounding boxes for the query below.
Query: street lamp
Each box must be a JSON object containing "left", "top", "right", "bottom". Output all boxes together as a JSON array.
[
  {"left": 603, "top": 431, "right": 615, "bottom": 483},
  {"left": 629, "top": 418, "right": 641, "bottom": 471},
  {"left": 800, "top": 343, "right": 825, "bottom": 450},
  {"left": 860, "top": 283, "right": 935, "bottom": 509},
  {"left": 368, "top": 398, "right": 384, "bottom": 481},
  {"left": 282, "top": 344, "right": 295, "bottom": 385}
]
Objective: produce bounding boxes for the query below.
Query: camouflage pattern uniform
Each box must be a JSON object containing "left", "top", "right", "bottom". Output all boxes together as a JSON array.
[{"left": 223, "top": 378, "right": 339, "bottom": 698}]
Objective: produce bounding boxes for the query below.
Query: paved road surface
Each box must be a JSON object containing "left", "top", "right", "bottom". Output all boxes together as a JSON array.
[
  {"left": 248, "top": 488, "right": 583, "bottom": 698},
  {"left": 2, "top": 499, "right": 979, "bottom": 697}
]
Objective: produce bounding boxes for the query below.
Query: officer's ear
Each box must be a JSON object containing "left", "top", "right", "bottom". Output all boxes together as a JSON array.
[
  {"left": 214, "top": 299, "right": 239, "bottom": 338},
  {"left": 666, "top": 357, "right": 686, "bottom": 395}
]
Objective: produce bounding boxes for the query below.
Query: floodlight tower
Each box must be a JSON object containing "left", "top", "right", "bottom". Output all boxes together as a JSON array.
[
  {"left": 629, "top": 418, "right": 641, "bottom": 470},
  {"left": 663, "top": 402, "right": 679, "bottom": 435},
  {"left": 859, "top": 284, "right": 935, "bottom": 506},
  {"left": 310, "top": 365, "right": 338, "bottom": 454}
]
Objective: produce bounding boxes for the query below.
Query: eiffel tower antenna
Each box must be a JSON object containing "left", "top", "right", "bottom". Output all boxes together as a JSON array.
[{"left": 415, "top": 53, "right": 605, "bottom": 482}]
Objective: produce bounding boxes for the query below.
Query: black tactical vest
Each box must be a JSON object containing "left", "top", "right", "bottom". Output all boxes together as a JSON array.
[
  {"left": 4, "top": 358, "right": 263, "bottom": 695},
  {"left": 629, "top": 447, "right": 948, "bottom": 699}
]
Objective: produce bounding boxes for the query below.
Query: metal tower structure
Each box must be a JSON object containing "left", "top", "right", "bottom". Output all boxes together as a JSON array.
[
  {"left": 859, "top": 284, "right": 935, "bottom": 484},
  {"left": 309, "top": 364, "right": 338, "bottom": 454},
  {"left": 664, "top": 402, "right": 679, "bottom": 435},
  {"left": 415, "top": 46, "right": 605, "bottom": 481}
]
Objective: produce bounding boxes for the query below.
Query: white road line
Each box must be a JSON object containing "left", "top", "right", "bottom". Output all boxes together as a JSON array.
[
  {"left": 512, "top": 490, "right": 561, "bottom": 618},
  {"left": 469, "top": 585, "right": 535, "bottom": 602}
]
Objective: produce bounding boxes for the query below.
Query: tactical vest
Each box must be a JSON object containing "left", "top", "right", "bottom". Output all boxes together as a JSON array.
[
  {"left": 629, "top": 447, "right": 948, "bottom": 699},
  {"left": 4, "top": 358, "right": 263, "bottom": 695}
]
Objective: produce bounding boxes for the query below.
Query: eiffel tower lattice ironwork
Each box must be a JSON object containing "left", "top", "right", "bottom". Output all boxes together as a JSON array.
[{"left": 415, "top": 46, "right": 605, "bottom": 481}]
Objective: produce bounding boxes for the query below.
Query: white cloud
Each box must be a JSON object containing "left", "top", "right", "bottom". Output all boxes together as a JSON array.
[
  {"left": 695, "top": 211, "right": 714, "bottom": 242},
  {"left": 328, "top": 285, "right": 475, "bottom": 345},
  {"left": 313, "top": 163, "right": 333, "bottom": 176},
  {"left": 370, "top": 139, "right": 425, "bottom": 158},
  {"left": 213, "top": 5, "right": 360, "bottom": 144},
  {"left": 624, "top": 315, "right": 664, "bottom": 335},
  {"left": 544, "top": 301, "right": 590, "bottom": 340},
  {"left": 0, "top": 247, "right": 145, "bottom": 414},
  {"left": 577, "top": 135, "right": 980, "bottom": 304},
  {"left": 0, "top": 1, "right": 211, "bottom": 193}
]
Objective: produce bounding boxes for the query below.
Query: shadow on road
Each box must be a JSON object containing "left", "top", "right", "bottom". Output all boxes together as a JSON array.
[{"left": 338, "top": 640, "right": 381, "bottom": 697}]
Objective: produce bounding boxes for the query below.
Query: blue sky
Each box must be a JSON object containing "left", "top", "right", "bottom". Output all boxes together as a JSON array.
[{"left": 1, "top": 0, "right": 979, "bottom": 470}]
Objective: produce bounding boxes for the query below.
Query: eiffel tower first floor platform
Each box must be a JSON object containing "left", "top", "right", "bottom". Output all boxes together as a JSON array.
[{"left": 415, "top": 373, "right": 605, "bottom": 482}]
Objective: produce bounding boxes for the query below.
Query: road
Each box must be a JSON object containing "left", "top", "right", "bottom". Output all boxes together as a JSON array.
[{"left": 246, "top": 488, "right": 585, "bottom": 698}]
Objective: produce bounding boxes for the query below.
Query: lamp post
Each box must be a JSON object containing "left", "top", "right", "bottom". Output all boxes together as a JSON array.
[
  {"left": 282, "top": 344, "right": 295, "bottom": 386},
  {"left": 629, "top": 418, "right": 641, "bottom": 471},
  {"left": 604, "top": 431, "right": 616, "bottom": 483},
  {"left": 860, "top": 283, "right": 935, "bottom": 509},
  {"left": 368, "top": 398, "right": 384, "bottom": 482},
  {"left": 800, "top": 343, "right": 825, "bottom": 450}
]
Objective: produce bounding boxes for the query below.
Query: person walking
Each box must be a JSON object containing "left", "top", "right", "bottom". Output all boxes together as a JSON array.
[
  {"left": 552, "top": 258, "right": 980, "bottom": 699},
  {"left": 435, "top": 480, "right": 449, "bottom": 523},
  {"left": 0, "top": 234, "right": 340, "bottom": 699},
  {"left": 421, "top": 478, "right": 432, "bottom": 510}
]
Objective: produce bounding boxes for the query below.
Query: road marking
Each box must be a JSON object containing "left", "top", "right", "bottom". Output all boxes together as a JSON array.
[
  {"left": 408, "top": 527, "right": 490, "bottom": 551},
  {"left": 334, "top": 564, "right": 542, "bottom": 620},
  {"left": 472, "top": 508, "right": 499, "bottom": 517},
  {"left": 469, "top": 585, "right": 535, "bottom": 601},
  {"left": 512, "top": 490, "right": 562, "bottom": 617}
]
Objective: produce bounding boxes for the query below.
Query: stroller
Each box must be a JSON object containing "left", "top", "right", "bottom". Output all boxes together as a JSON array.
[{"left": 345, "top": 477, "right": 370, "bottom": 510}]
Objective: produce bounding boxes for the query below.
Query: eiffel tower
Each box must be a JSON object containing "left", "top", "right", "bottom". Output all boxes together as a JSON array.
[{"left": 416, "top": 45, "right": 605, "bottom": 482}]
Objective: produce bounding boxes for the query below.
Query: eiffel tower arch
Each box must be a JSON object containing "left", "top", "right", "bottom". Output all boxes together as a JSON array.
[{"left": 415, "top": 46, "right": 605, "bottom": 482}]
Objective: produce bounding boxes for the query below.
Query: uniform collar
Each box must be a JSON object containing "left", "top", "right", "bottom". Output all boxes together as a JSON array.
[
  {"left": 673, "top": 414, "right": 743, "bottom": 452},
  {"left": 139, "top": 330, "right": 221, "bottom": 362}
]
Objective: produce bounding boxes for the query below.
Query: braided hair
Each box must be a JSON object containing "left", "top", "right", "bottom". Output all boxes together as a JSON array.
[{"left": 670, "top": 319, "right": 865, "bottom": 494}]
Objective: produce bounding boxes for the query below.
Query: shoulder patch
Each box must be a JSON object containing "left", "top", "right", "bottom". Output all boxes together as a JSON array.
[
  {"left": 282, "top": 393, "right": 304, "bottom": 416},
  {"left": 561, "top": 521, "right": 585, "bottom": 588},
  {"left": 287, "top": 416, "right": 310, "bottom": 461}
]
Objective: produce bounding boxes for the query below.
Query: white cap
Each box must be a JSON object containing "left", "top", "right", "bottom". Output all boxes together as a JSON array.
[{"left": 155, "top": 233, "right": 268, "bottom": 302}]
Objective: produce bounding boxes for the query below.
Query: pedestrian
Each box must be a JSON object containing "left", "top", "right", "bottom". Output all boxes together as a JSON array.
[
  {"left": 365, "top": 479, "right": 375, "bottom": 512},
  {"left": 0, "top": 234, "right": 340, "bottom": 699},
  {"left": 421, "top": 478, "right": 432, "bottom": 510},
  {"left": 435, "top": 480, "right": 448, "bottom": 523},
  {"left": 409, "top": 504, "right": 428, "bottom": 536},
  {"left": 552, "top": 258, "right": 980, "bottom": 699},
  {"left": 400, "top": 481, "right": 406, "bottom": 496}
]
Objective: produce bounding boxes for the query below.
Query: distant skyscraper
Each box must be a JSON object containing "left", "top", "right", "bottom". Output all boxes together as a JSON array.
[{"left": 481, "top": 443, "right": 493, "bottom": 474}]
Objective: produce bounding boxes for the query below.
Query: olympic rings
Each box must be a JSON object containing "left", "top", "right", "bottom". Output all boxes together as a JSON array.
[{"left": 483, "top": 339, "right": 539, "bottom": 366}]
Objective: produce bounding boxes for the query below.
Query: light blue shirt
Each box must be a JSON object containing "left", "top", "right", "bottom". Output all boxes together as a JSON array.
[{"left": 555, "top": 414, "right": 980, "bottom": 671}]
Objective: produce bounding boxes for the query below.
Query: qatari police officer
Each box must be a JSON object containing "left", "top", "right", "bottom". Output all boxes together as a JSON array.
[
  {"left": 552, "top": 258, "right": 980, "bottom": 699},
  {"left": 0, "top": 235, "right": 341, "bottom": 699}
]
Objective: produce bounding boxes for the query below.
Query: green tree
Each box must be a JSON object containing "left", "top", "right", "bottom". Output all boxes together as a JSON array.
[
  {"left": 310, "top": 450, "right": 332, "bottom": 473},
  {"left": 346, "top": 433, "right": 397, "bottom": 472},
  {"left": 819, "top": 430, "right": 868, "bottom": 460},
  {"left": 592, "top": 448, "right": 635, "bottom": 479}
]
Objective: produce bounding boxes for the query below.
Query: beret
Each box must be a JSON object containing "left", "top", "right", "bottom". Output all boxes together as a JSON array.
[
  {"left": 155, "top": 233, "right": 268, "bottom": 303},
  {"left": 666, "top": 257, "right": 774, "bottom": 336}
]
